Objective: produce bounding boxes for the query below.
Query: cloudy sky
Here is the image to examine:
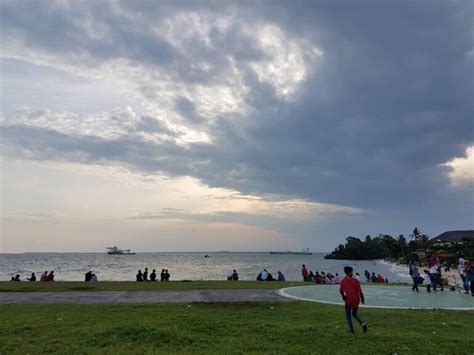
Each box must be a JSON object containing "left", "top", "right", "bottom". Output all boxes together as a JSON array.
[{"left": 0, "top": 0, "right": 473, "bottom": 253}]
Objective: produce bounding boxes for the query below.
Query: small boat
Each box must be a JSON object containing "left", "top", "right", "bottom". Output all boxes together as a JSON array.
[
  {"left": 270, "top": 248, "right": 312, "bottom": 255},
  {"left": 106, "top": 246, "right": 136, "bottom": 255}
]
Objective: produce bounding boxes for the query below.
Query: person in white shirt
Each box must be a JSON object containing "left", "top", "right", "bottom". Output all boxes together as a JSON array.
[
  {"left": 91, "top": 273, "right": 98, "bottom": 282},
  {"left": 429, "top": 262, "right": 443, "bottom": 291},
  {"left": 423, "top": 270, "right": 432, "bottom": 292},
  {"left": 260, "top": 269, "right": 269, "bottom": 281}
]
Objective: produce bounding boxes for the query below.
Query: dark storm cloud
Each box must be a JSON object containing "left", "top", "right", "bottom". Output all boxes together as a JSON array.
[{"left": 1, "top": 0, "right": 473, "bottom": 212}]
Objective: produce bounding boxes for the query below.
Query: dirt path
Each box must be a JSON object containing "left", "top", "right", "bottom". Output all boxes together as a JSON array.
[{"left": 0, "top": 289, "right": 290, "bottom": 304}]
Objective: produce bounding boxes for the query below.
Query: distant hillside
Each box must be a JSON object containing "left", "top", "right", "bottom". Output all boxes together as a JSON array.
[{"left": 430, "top": 230, "right": 474, "bottom": 243}]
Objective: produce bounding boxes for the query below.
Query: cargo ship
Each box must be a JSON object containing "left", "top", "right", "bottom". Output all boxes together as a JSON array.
[
  {"left": 106, "top": 246, "right": 136, "bottom": 255},
  {"left": 270, "top": 248, "right": 312, "bottom": 255}
]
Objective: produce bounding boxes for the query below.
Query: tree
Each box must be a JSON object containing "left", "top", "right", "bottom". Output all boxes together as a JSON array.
[{"left": 409, "top": 227, "right": 429, "bottom": 250}]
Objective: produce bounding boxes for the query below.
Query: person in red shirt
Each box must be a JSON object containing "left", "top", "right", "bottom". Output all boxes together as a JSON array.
[
  {"left": 301, "top": 264, "right": 309, "bottom": 281},
  {"left": 339, "top": 266, "right": 368, "bottom": 334}
]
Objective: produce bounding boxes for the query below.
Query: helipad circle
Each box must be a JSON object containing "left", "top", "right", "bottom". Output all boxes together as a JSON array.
[{"left": 278, "top": 285, "right": 474, "bottom": 310}]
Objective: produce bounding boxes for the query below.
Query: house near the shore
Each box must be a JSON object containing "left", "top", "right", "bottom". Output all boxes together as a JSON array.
[{"left": 430, "top": 230, "right": 474, "bottom": 246}]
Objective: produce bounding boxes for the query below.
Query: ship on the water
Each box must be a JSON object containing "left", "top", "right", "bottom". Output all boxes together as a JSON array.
[
  {"left": 106, "top": 246, "right": 136, "bottom": 255},
  {"left": 270, "top": 248, "right": 312, "bottom": 255}
]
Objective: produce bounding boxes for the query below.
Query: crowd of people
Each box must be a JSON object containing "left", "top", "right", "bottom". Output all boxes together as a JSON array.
[
  {"left": 409, "top": 255, "right": 474, "bottom": 296},
  {"left": 10, "top": 271, "right": 55, "bottom": 282},
  {"left": 7, "top": 257, "right": 474, "bottom": 297},
  {"left": 136, "top": 268, "right": 170, "bottom": 282},
  {"left": 255, "top": 269, "right": 286, "bottom": 281},
  {"left": 300, "top": 264, "right": 388, "bottom": 284}
]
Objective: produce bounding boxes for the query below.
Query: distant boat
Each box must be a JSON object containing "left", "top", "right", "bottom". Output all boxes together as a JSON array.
[
  {"left": 270, "top": 248, "right": 312, "bottom": 255},
  {"left": 106, "top": 246, "right": 136, "bottom": 255}
]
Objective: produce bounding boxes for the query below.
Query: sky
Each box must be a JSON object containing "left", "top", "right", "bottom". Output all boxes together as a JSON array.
[{"left": 0, "top": 0, "right": 473, "bottom": 253}]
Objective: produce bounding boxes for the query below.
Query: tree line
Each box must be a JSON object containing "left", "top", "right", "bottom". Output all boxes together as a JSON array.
[{"left": 324, "top": 228, "right": 473, "bottom": 263}]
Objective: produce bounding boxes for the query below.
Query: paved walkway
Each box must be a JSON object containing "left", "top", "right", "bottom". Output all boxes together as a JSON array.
[{"left": 0, "top": 289, "right": 289, "bottom": 304}]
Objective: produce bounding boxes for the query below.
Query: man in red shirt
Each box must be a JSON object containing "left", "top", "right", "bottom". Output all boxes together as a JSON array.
[{"left": 339, "top": 266, "right": 368, "bottom": 334}]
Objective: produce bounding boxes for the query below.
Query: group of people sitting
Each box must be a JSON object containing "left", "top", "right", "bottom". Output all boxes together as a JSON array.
[
  {"left": 256, "top": 269, "right": 286, "bottom": 281},
  {"left": 227, "top": 269, "right": 239, "bottom": 280},
  {"left": 84, "top": 271, "right": 98, "bottom": 282},
  {"left": 363, "top": 270, "right": 388, "bottom": 284},
  {"left": 301, "top": 264, "right": 388, "bottom": 284},
  {"left": 10, "top": 271, "right": 55, "bottom": 282},
  {"left": 136, "top": 267, "right": 170, "bottom": 282}
]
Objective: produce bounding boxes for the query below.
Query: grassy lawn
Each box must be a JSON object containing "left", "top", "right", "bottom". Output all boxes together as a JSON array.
[
  {"left": 0, "top": 301, "right": 472, "bottom": 354},
  {"left": 0, "top": 281, "right": 308, "bottom": 292}
]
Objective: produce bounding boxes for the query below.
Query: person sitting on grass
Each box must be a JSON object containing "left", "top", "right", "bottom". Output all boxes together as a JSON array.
[
  {"left": 315, "top": 272, "right": 322, "bottom": 284},
  {"left": 371, "top": 272, "right": 377, "bottom": 283},
  {"left": 339, "top": 266, "right": 368, "bottom": 334},
  {"left": 335, "top": 273, "right": 343, "bottom": 284},
  {"left": 308, "top": 271, "right": 315, "bottom": 282},
  {"left": 150, "top": 269, "right": 157, "bottom": 282},
  {"left": 160, "top": 269, "right": 165, "bottom": 282},
  {"left": 231, "top": 269, "right": 239, "bottom": 281},
  {"left": 364, "top": 270, "right": 370, "bottom": 282},
  {"left": 143, "top": 268, "right": 148, "bottom": 282},
  {"left": 90, "top": 273, "right": 98, "bottom": 282},
  {"left": 40, "top": 271, "right": 48, "bottom": 282},
  {"left": 85, "top": 271, "right": 92, "bottom": 282},
  {"left": 164, "top": 269, "right": 170, "bottom": 281},
  {"left": 46, "top": 271, "right": 55, "bottom": 282},
  {"left": 136, "top": 270, "right": 143, "bottom": 282},
  {"left": 12, "top": 274, "right": 21, "bottom": 282},
  {"left": 277, "top": 271, "right": 285, "bottom": 281},
  {"left": 27, "top": 273, "right": 36, "bottom": 282}
]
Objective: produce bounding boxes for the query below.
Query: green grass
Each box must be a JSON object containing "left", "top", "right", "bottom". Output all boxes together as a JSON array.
[
  {"left": 0, "top": 281, "right": 308, "bottom": 292},
  {"left": 0, "top": 302, "right": 472, "bottom": 354}
]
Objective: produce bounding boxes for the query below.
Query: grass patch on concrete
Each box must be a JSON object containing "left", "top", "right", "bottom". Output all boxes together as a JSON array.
[
  {"left": 0, "top": 301, "right": 472, "bottom": 354},
  {"left": 0, "top": 280, "right": 307, "bottom": 292}
]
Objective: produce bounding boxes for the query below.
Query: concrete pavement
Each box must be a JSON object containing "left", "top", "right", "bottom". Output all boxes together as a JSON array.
[{"left": 0, "top": 289, "right": 290, "bottom": 304}]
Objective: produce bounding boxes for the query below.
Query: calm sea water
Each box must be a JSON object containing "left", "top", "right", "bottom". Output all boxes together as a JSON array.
[{"left": 0, "top": 252, "right": 411, "bottom": 282}]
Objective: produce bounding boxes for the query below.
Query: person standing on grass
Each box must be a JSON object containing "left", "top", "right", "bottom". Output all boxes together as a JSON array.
[
  {"left": 302, "top": 264, "right": 309, "bottom": 281},
  {"left": 339, "top": 266, "right": 368, "bottom": 334}
]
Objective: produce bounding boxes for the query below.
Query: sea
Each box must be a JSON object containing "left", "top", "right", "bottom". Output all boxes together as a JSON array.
[{"left": 0, "top": 252, "right": 412, "bottom": 282}]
